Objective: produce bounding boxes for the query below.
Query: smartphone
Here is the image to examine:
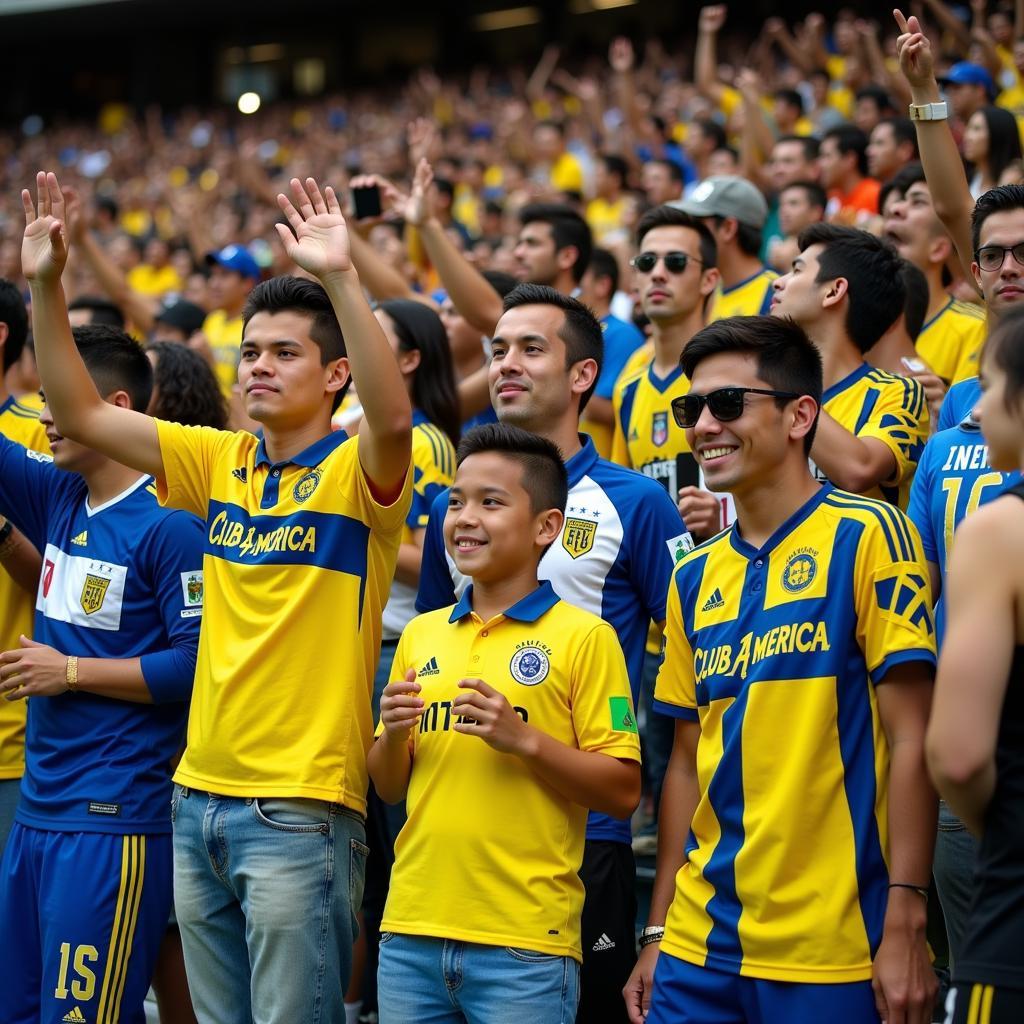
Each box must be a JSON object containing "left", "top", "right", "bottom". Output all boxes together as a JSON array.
[{"left": 352, "top": 185, "right": 382, "bottom": 220}]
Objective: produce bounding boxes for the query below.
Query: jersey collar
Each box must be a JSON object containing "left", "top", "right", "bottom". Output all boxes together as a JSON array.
[
  {"left": 821, "top": 362, "right": 872, "bottom": 405},
  {"left": 566, "top": 434, "right": 599, "bottom": 487},
  {"left": 254, "top": 429, "right": 347, "bottom": 470},
  {"left": 729, "top": 483, "right": 833, "bottom": 560},
  {"left": 719, "top": 266, "right": 769, "bottom": 296},
  {"left": 412, "top": 408, "right": 429, "bottom": 428},
  {"left": 448, "top": 579, "right": 560, "bottom": 624},
  {"left": 0, "top": 395, "right": 15, "bottom": 417},
  {"left": 645, "top": 363, "right": 686, "bottom": 394}
]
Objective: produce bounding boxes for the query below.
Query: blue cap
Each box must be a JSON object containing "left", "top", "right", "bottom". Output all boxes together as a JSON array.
[
  {"left": 941, "top": 62, "right": 997, "bottom": 99},
  {"left": 205, "top": 244, "right": 261, "bottom": 282}
]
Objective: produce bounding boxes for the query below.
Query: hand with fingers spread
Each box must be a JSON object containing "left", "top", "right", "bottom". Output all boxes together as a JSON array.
[
  {"left": 275, "top": 177, "right": 353, "bottom": 280},
  {"left": 21, "top": 170, "right": 70, "bottom": 285},
  {"left": 379, "top": 668, "right": 424, "bottom": 743},
  {"left": 452, "top": 678, "right": 531, "bottom": 755},
  {"left": 894, "top": 9, "right": 938, "bottom": 92}
]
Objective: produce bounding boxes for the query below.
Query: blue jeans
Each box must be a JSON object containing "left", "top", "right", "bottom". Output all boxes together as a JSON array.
[
  {"left": 0, "top": 777, "right": 20, "bottom": 857},
  {"left": 933, "top": 799, "right": 980, "bottom": 971},
  {"left": 377, "top": 933, "right": 580, "bottom": 1024},
  {"left": 171, "top": 785, "right": 368, "bottom": 1024}
]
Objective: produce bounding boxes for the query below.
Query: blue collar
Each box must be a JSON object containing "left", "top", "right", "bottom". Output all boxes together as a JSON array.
[
  {"left": 645, "top": 363, "right": 686, "bottom": 394},
  {"left": 254, "top": 430, "right": 347, "bottom": 470},
  {"left": 412, "top": 408, "right": 429, "bottom": 428},
  {"left": 449, "top": 579, "right": 560, "bottom": 624},
  {"left": 0, "top": 395, "right": 15, "bottom": 417},
  {"left": 729, "top": 483, "right": 832, "bottom": 560},
  {"left": 822, "top": 362, "right": 872, "bottom": 405},
  {"left": 565, "top": 435, "right": 599, "bottom": 488}
]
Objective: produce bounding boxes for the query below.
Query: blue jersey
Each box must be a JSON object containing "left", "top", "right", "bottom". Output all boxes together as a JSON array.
[
  {"left": 937, "top": 377, "right": 981, "bottom": 432},
  {"left": 417, "top": 436, "right": 690, "bottom": 843},
  {"left": 594, "top": 315, "right": 646, "bottom": 402},
  {"left": 0, "top": 436, "right": 203, "bottom": 834},
  {"left": 907, "top": 416, "right": 1020, "bottom": 642}
]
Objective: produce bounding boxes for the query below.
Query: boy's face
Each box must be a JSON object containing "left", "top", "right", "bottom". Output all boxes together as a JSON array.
[{"left": 443, "top": 451, "right": 562, "bottom": 584}]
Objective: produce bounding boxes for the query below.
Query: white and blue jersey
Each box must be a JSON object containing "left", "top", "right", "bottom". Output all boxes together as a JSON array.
[
  {"left": 417, "top": 435, "right": 690, "bottom": 843},
  {"left": 907, "top": 414, "right": 1020, "bottom": 642},
  {"left": 937, "top": 377, "right": 981, "bottom": 432},
  {"left": 0, "top": 435, "right": 203, "bottom": 833}
]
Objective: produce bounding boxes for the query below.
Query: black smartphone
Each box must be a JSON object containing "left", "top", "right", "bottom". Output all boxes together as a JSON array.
[{"left": 352, "top": 185, "right": 382, "bottom": 220}]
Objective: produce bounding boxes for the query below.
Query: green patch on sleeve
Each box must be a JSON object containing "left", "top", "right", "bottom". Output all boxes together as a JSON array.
[{"left": 609, "top": 696, "right": 638, "bottom": 734}]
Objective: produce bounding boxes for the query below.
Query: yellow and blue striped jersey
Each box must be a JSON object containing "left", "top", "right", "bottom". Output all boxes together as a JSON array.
[
  {"left": 655, "top": 484, "right": 936, "bottom": 983},
  {"left": 915, "top": 298, "right": 984, "bottom": 385},
  {"left": 380, "top": 582, "right": 640, "bottom": 962},
  {"left": 0, "top": 397, "right": 48, "bottom": 780},
  {"left": 156, "top": 422, "right": 412, "bottom": 811},
  {"left": 820, "top": 364, "right": 929, "bottom": 508},
  {"left": 708, "top": 267, "right": 778, "bottom": 321}
]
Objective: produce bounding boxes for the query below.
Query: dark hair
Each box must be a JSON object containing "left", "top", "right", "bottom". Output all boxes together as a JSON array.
[
  {"left": 456, "top": 422, "right": 568, "bottom": 517},
  {"left": 482, "top": 269, "right": 519, "bottom": 298},
  {"left": 535, "top": 119, "right": 565, "bottom": 139},
  {"left": 636, "top": 205, "right": 718, "bottom": 267},
  {"left": 518, "top": 203, "right": 593, "bottom": 284},
  {"left": 645, "top": 158, "right": 684, "bottom": 183},
  {"left": 587, "top": 247, "right": 620, "bottom": 294},
  {"left": 879, "top": 160, "right": 927, "bottom": 211},
  {"left": 775, "top": 89, "right": 805, "bottom": 115},
  {"left": 67, "top": 295, "right": 126, "bottom": 329},
  {"left": 983, "top": 304, "right": 1024, "bottom": 410},
  {"left": 242, "top": 276, "right": 349, "bottom": 410},
  {"left": 680, "top": 315, "right": 823, "bottom": 453},
  {"left": 855, "top": 84, "right": 895, "bottom": 115},
  {"left": 877, "top": 117, "right": 919, "bottom": 157},
  {"left": 73, "top": 324, "right": 153, "bottom": 412},
  {"left": 781, "top": 180, "right": 827, "bottom": 212},
  {"left": 975, "top": 106, "right": 1024, "bottom": 184},
  {"left": 823, "top": 125, "right": 870, "bottom": 177},
  {"left": 693, "top": 118, "right": 728, "bottom": 151},
  {"left": 432, "top": 177, "right": 456, "bottom": 202},
  {"left": 900, "top": 260, "right": 930, "bottom": 341},
  {"left": 715, "top": 216, "right": 763, "bottom": 258},
  {"left": 501, "top": 283, "right": 604, "bottom": 411},
  {"left": 775, "top": 134, "right": 820, "bottom": 162},
  {"left": 378, "top": 300, "right": 461, "bottom": 447},
  {"left": 0, "top": 279, "right": 28, "bottom": 374},
  {"left": 145, "top": 341, "right": 228, "bottom": 428},
  {"left": 601, "top": 153, "right": 630, "bottom": 186},
  {"left": 797, "top": 223, "right": 906, "bottom": 353},
  {"left": 971, "top": 184, "right": 1024, "bottom": 251}
]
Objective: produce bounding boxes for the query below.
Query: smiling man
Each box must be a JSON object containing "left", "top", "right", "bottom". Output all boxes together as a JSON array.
[{"left": 625, "top": 314, "right": 938, "bottom": 1024}]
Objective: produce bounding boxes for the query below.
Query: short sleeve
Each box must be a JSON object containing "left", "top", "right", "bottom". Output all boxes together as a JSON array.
[
  {"left": 858, "top": 376, "right": 928, "bottom": 486},
  {"left": 155, "top": 420, "right": 235, "bottom": 519},
  {"left": 0, "top": 433, "right": 60, "bottom": 548},
  {"left": 338, "top": 436, "right": 414, "bottom": 534},
  {"left": 408, "top": 426, "right": 455, "bottom": 530},
  {"left": 653, "top": 565, "right": 699, "bottom": 720}
]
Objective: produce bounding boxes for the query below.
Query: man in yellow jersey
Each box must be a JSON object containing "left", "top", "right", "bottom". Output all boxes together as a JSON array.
[
  {"left": 0, "top": 281, "right": 48, "bottom": 854},
  {"left": 625, "top": 315, "right": 937, "bottom": 1024},
  {"left": 678, "top": 176, "right": 778, "bottom": 321},
  {"left": 23, "top": 170, "right": 412, "bottom": 1024},
  {"left": 771, "top": 223, "right": 929, "bottom": 507},
  {"left": 370, "top": 422, "right": 641, "bottom": 1024},
  {"left": 200, "top": 243, "right": 261, "bottom": 398}
]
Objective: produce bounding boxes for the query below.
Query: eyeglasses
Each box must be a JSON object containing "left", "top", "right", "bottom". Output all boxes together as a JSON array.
[
  {"left": 630, "top": 251, "right": 703, "bottom": 274},
  {"left": 671, "top": 387, "right": 801, "bottom": 428},
  {"left": 975, "top": 243, "right": 1024, "bottom": 272}
]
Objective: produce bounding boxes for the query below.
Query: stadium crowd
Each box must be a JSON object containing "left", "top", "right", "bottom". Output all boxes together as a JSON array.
[{"left": 1, "top": 2, "right": 1024, "bottom": 1023}]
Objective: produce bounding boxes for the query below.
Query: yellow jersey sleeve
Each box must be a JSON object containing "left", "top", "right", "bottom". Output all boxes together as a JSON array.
[
  {"left": 861, "top": 375, "right": 929, "bottom": 487},
  {"left": 653, "top": 563, "right": 698, "bottom": 716},
  {"left": 336, "top": 435, "right": 414, "bottom": 535},
  {"left": 155, "top": 419, "right": 237, "bottom": 519},
  {"left": 409, "top": 423, "right": 456, "bottom": 531}
]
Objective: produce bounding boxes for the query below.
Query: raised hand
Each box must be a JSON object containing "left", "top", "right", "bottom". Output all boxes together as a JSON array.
[
  {"left": 21, "top": 171, "right": 70, "bottom": 285},
  {"left": 894, "top": 9, "right": 937, "bottom": 89},
  {"left": 275, "top": 177, "right": 353, "bottom": 279},
  {"left": 62, "top": 186, "right": 87, "bottom": 245},
  {"left": 609, "top": 36, "right": 635, "bottom": 73},
  {"left": 407, "top": 117, "right": 436, "bottom": 167},
  {"left": 699, "top": 5, "right": 727, "bottom": 34},
  {"left": 404, "top": 158, "right": 436, "bottom": 228}
]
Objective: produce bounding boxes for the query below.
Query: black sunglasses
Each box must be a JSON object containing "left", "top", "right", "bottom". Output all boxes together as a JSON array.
[
  {"left": 630, "top": 251, "right": 702, "bottom": 274},
  {"left": 974, "top": 243, "right": 1024, "bottom": 272},
  {"left": 671, "top": 387, "right": 802, "bottom": 428}
]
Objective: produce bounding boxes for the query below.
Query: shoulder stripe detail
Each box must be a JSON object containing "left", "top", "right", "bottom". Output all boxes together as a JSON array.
[
  {"left": 829, "top": 489, "right": 916, "bottom": 560},
  {"left": 824, "top": 492, "right": 913, "bottom": 561},
  {"left": 417, "top": 422, "right": 442, "bottom": 471}
]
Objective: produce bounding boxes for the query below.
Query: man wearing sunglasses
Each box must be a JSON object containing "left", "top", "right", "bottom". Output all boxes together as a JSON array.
[
  {"left": 625, "top": 315, "right": 937, "bottom": 1024},
  {"left": 771, "top": 223, "right": 929, "bottom": 508}
]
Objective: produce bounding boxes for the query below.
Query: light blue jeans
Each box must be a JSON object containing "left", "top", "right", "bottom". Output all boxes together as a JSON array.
[
  {"left": 377, "top": 933, "right": 580, "bottom": 1024},
  {"left": 171, "top": 785, "right": 368, "bottom": 1024}
]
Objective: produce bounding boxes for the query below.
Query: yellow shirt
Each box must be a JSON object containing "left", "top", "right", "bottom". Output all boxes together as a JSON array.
[
  {"left": 586, "top": 197, "right": 629, "bottom": 243},
  {"left": 201, "top": 309, "right": 244, "bottom": 400},
  {"left": 0, "top": 397, "right": 50, "bottom": 779},
  {"left": 916, "top": 298, "right": 985, "bottom": 385},
  {"left": 156, "top": 423, "right": 412, "bottom": 809},
  {"left": 615, "top": 341, "right": 654, "bottom": 392},
  {"left": 127, "top": 264, "right": 183, "bottom": 298},
  {"left": 380, "top": 583, "right": 640, "bottom": 961},
  {"left": 708, "top": 268, "right": 778, "bottom": 321},
  {"left": 551, "top": 152, "right": 584, "bottom": 194}
]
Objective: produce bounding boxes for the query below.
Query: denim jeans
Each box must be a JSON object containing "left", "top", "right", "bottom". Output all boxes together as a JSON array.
[
  {"left": 377, "top": 933, "right": 580, "bottom": 1024},
  {"left": 933, "top": 799, "right": 980, "bottom": 971},
  {"left": 171, "top": 785, "right": 368, "bottom": 1024}
]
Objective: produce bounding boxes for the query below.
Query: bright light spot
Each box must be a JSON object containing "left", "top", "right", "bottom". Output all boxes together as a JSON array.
[{"left": 238, "top": 92, "right": 261, "bottom": 115}]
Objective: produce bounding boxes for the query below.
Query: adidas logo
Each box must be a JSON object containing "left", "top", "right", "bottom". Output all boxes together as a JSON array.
[
  {"left": 231, "top": 467, "right": 248, "bottom": 483},
  {"left": 592, "top": 933, "right": 616, "bottom": 952},
  {"left": 418, "top": 657, "right": 440, "bottom": 677},
  {"left": 63, "top": 1009, "right": 87, "bottom": 1023},
  {"left": 70, "top": 531, "right": 88, "bottom": 547},
  {"left": 701, "top": 588, "right": 725, "bottom": 612}
]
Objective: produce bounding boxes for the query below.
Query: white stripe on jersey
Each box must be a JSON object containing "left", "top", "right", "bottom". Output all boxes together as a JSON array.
[{"left": 36, "top": 543, "right": 128, "bottom": 631}]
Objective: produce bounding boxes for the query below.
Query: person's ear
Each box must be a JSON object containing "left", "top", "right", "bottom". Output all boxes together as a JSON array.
[
  {"left": 325, "top": 356, "right": 351, "bottom": 397},
  {"left": 821, "top": 275, "right": 848, "bottom": 311},
  {"left": 535, "top": 507, "right": 564, "bottom": 548}
]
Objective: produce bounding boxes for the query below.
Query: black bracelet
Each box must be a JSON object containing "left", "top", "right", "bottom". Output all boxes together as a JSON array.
[
  {"left": 0, "top": 518, "right": 13, "bottom": 548},
  {"left": 888, "top": 882, "right": 929, "bottom": 902}
]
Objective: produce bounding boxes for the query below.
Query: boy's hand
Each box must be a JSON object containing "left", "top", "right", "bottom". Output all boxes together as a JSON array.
[
  {"left": 453, "top": 678, "right": 531, "bottom": 755},
  {"left": 22, "top": 171, "right": 70, "bottom": 285},
  {"left": 379, "top": 669, "right": 423, "bottom": 742},
  {"left": 275, "top": 177, "right": 353, "bottom": 280}
]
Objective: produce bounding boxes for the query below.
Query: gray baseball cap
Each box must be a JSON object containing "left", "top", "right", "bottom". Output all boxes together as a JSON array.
[{"left": 675, "top": 176, "right": 769, "bottom": 229}]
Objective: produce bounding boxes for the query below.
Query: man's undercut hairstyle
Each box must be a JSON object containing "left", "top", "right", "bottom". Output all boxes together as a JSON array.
[
  {"left": 776, "top": 135, "right": 820, "bottom": 162},
  {"left": 0, "top": 279, "right": 28, "bottom": 374},
  {"left": 501, "top": 283, "right": 604, "bottom": 411},
  {"left": 797, "top": 222, "right": 906, "bottom": 354},
  {"left": 587, "top": 247, "right": 620, "bottom": 294},
  {"left": 900, "top": 260, "right": 930, "bottom": 342},
  {"left": 984, "top": 304, "right": 1024, "bottom": 411},
  {"left": 518, "top": 203, "right": 593, "bottom": 283},
  {"left": 971, "top": 183, "right": 1024, "bottom": 252},
  {"left": 67, "top": 296, "right": 127, "bottom": 330},
  {"left": 824, "top": 125, "right": 870, "bottom": 177},
  {"left": 680, "top": 314, "right": 823, "bottom": 453},
  {"left": 636, "top": 206, "right": 718, "bottom": 268},
  {"left": 456, "top": 423, "right": 569, "bottom": 517},
  {"left": 781, "top": 181, "right": 827, "bottom": 213},
  {"left": 73, "top": 324, "right": 153, "bottom": 413}
]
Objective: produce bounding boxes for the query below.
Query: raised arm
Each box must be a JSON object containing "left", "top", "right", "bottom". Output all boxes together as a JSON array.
[
  {"left": 922, "top": 0, "right": 972, "bottom": 52},
  {"left": 23, "top": 172, "right": 163, "bottom": 479},
  {"left": 695, "top": 5, "right": 729, "bottom": 105}
]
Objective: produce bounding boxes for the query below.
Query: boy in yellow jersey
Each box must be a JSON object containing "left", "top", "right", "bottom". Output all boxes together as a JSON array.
[
  {"left": 678, "top": 176, "right": 778, "bottom": 321},
  {"left": 22, "top": 170, "right": 413, "bottom": 1024},
  {"left": 370, "top": 422, "right": 641, "bottom": 1024},
  {"left": 771, "top": 223, "right": 929, "bottom": 507},
  {"left": 625, "top": 315, "right": 937, "bottom": 1024},
  {"left": 199, "top": 244, "right": 260, "bottom": 399}
]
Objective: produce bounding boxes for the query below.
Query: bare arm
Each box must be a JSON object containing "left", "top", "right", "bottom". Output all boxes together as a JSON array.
[
  {"left": 368, "top": 669, "right": 420, "bottom": 803},
  {"left": 526, "top": 44, "right": 561, "bottom": 104},
  {"left": 695, "top": 5, "right": 729, "bottom": 105},
  {"left": 0, "top": 518, "right": 41, "bottom": 595},
  {"left": 810, "top": 411, "right": 900, "bottom": 494},
  {"left": 922, "top": 0, "right": 972, "bottom": 51},
  {"left": 0, "top": 642, "right": 153, "bottom": 703}
]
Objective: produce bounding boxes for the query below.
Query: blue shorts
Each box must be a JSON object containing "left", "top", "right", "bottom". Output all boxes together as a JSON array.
[
  {"left": 0, "top": 822, "right": 173, "bottom": 1024},
  {"left": 647, "top": 951, "right": 880, "bottom": 1024}
]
